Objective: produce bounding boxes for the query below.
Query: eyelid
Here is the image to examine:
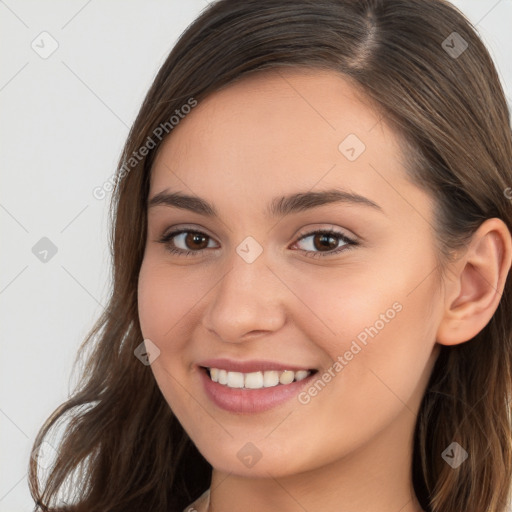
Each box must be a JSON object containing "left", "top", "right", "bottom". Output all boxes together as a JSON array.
[
  {"left": 160, "top": 223, "right": 217, "bottom": 241},
  {"left": 158, "top": 223, "right": 356, "bottom": 242},
  {"left": 156, "top": 223, "right": 359, "bottom": 259},
  {"left": 294, "top": 224, "right": 356, "bottom": 242},
  {"left": 290, "top": 227, "right": 358, "bottom": 259}
]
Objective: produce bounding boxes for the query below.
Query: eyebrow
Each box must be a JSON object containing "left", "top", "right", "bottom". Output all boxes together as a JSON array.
[{"left": 148, "top": 188, "right": 383, "bottom": 217}]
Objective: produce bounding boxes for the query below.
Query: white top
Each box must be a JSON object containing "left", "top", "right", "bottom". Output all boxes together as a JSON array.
[{"left": 182, "top": 488, "right": 210, "bottom": 512}]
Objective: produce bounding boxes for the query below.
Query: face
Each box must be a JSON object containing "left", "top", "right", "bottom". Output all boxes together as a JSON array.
[{"left": 137, "top": 68, "right": 442, "bottom": 478}]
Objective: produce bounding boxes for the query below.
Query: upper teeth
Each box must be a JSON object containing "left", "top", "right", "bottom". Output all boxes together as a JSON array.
[{"left": 208, "top": 368, "right": 312, "bottom": 389}]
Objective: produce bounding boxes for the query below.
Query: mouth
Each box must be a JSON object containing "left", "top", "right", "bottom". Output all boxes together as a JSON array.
[
  {"left": 197, "top": 360, "right": 321, "bottom": 414},
  {"left": 200, "top": 366, "right": 319, "bottom": 390}
]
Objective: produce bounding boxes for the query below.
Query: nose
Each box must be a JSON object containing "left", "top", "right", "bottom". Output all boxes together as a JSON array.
[{"left": 200, "top": 246, "right": 288, "bottom": 344}]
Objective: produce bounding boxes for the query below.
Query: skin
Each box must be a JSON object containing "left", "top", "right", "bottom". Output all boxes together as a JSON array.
[{"left": 137, "top": 68, "right": 512, "bottom": 512}]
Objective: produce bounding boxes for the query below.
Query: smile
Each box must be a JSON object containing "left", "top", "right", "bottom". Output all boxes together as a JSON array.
[
  {"left": 205, "top": 367, "right": 314, "bottom": 389},
  {"left": 198, "top": 365, "right": 320, "bottom": 414}
]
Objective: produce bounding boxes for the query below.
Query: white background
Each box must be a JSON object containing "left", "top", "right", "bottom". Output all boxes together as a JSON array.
[{"left": 1, "top": 1, "right": 511, "bottom": 510}]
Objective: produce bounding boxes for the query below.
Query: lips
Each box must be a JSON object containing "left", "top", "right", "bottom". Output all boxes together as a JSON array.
[
  {"left": 195, "top": 357, "right": 320, "bottom": 413},
  {"left": 197, "top": 358, "right": 316, "bottom": 373},
  {"left": 198, "top": 364, "right": 319, "bottom": 413}
]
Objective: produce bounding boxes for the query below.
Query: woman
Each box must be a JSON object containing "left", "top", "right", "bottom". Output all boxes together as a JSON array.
[{"left": 29, "top": 1, "right": 512, "bottom": 511}]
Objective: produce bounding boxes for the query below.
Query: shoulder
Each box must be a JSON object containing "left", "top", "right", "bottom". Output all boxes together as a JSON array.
[{"left": 182, "top": 488, "right": 210, "bottom": 512}]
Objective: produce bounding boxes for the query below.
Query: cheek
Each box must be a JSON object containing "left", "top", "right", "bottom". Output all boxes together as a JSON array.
[
  {"left": 277, "top": 259, "right": 409, "bottom": 359},
  {"left": 138, "top": 260, "right": 173, "bottom": 341},
  {"left": 137, "top": 257, "right": 203, "bottom": 415},
  {"left": 287, "top": 249, "right": 439, "bottom": 412},
  {"left": 137, "top": 257, "right": 202, "bottom": 345}
]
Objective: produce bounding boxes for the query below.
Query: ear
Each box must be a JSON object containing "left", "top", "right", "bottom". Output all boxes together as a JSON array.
[{"left": 436, "top": 218, "right": 512, "bottom": 346}]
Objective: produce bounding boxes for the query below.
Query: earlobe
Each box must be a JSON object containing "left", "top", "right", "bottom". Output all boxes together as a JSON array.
[{"left": 436, "top": 218, "right": 512, "bottom": 347}]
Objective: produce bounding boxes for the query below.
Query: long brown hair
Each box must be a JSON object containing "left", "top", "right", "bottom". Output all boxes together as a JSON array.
[{"left": 29, "top": 1, "right": 512, "bottom": 510}]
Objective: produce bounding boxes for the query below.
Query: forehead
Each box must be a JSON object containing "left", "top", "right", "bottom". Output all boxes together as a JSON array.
[{"left": 149, "top": 68, "right": 411, "bottom": 217}]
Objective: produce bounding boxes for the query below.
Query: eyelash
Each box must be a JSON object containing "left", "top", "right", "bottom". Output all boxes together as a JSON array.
[{"left": 157, "top": 227, "right": 358, "bottom": 259}]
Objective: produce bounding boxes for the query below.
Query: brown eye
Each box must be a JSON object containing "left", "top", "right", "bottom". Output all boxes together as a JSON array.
[
  {"left": 293, "top": 229, "right": 358, "bottom": 259},
  {"left": 158, "top": 229, "right": 218, "bottom": 257},
  {"left": 158, "top": 227, "right": 358, "bottom": 259},
  {"left": 183, "top": 232, "right": 210, "bottom": 250},
  {"left": 312, "top": 233, "right": 339, "bottom": 251}
]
